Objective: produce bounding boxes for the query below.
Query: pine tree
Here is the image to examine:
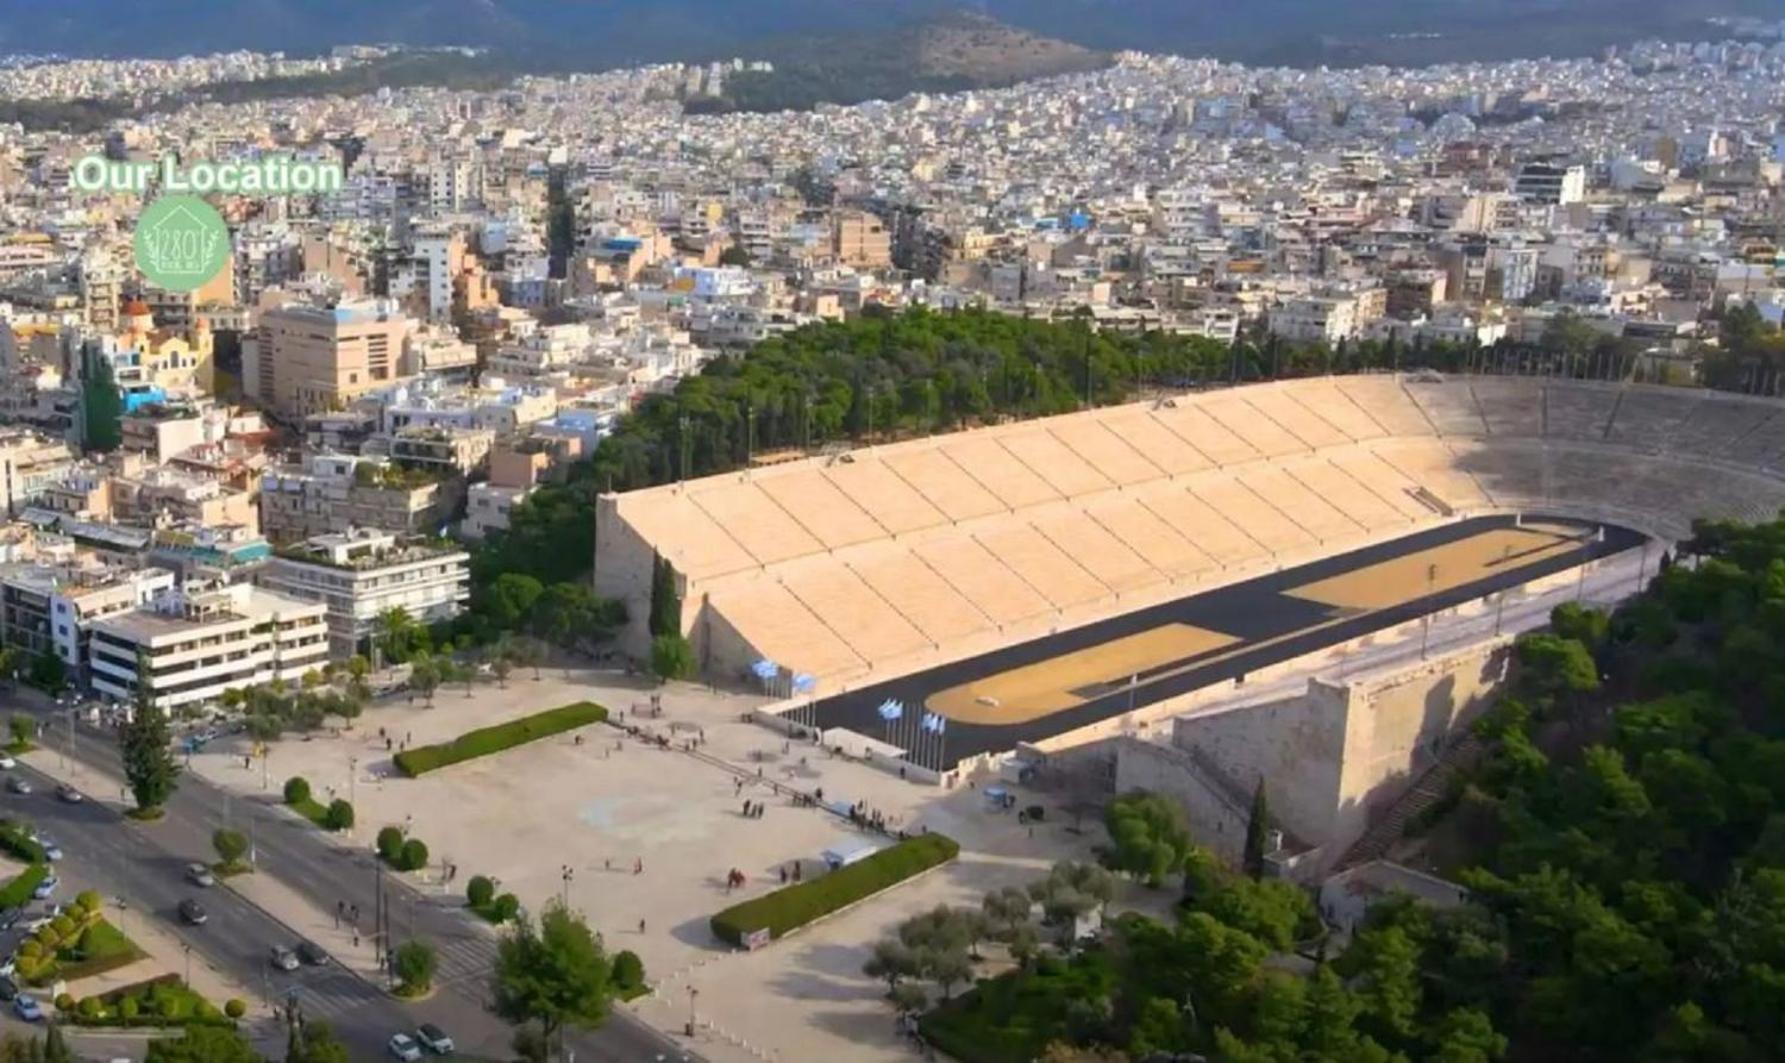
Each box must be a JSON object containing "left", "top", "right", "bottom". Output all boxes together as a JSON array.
[
  {"left": 120, "top": 652, "right": 180, "bottom": 815},
  {"left": 1243, "top": 779, "right": 1272, "bottom": 880}
]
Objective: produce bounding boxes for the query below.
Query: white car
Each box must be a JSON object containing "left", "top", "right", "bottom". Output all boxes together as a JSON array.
[
  {"left": 0, "top": 755, "right": 15, "bottom": 771},
  {"left": 387, "top": 1033, "right": 422, "bottom": 1062},
  {"left": 269, "top": 946, "right": 300, "bottom": 972},
  {"left": 30, "top": 877, "right": 56, "bottom": 901}
]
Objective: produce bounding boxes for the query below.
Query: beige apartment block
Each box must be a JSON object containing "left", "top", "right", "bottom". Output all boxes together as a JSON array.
[{"left": 245, "top": 300, "right": 411, "bottom": 421}]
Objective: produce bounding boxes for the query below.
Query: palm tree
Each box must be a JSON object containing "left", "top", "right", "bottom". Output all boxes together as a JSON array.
[{"left": 375, "top": 607, "right": 415, "bottom": 666}]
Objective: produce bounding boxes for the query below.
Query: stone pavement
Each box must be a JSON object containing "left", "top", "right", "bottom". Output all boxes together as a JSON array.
[{"left": 183, "top": 666, "right": 1103, "bottom": 1062}]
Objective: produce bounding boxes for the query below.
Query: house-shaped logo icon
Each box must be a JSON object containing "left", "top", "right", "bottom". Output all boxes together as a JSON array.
[{"left": 133, "top": 194, "right": 230, "bottom": 293}]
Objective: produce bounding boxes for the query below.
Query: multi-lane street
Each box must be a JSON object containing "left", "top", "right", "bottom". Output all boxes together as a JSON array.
[{"left": 4, "top": 692, "right": 695, "bottom": 1062}]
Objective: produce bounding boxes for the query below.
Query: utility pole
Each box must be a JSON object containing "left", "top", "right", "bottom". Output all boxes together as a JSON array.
[{"left": 1420, "top": 563, "right": 1438, "bottom": 660}]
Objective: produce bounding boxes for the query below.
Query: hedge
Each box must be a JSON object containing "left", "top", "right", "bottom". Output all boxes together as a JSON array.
[
  {"left": 710, "top": 834, "right": 959, "bottom": 947},
  {"left": 0, "top": 821, "right": 45, "bottom": 865},
  {"left": 393, "top": 701, "right": 607, "bottom": 777}
]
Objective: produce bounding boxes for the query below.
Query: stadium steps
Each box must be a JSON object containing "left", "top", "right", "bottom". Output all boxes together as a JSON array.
[
  {"left": 1334, "top": 731, "right": 1485, "bottom": 870},
  {"left": 1405, "top": 486, "right": 1454, "bottom": 518}
]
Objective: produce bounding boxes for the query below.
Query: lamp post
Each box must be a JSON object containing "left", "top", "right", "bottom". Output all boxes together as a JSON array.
[
  {"left": 1494, "top": 545, "right": 1513, "bottom": 635},
  {"left": 686, "top": 986, "right": 699, "bottom": 1037},
  {"left": 182, "top": 942, "right": 192, "bottom": 987},
  {"left": 560, "top": 865, "right": 574, "bottom": 910},
  {"left": 348, "top": 756, "right": 358, "bottom": 838}
]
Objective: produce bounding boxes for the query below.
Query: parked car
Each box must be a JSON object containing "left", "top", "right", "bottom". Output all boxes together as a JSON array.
[
  {"left": 387, "top": 1033, "right": 422, "bottom": 1061},
  {"left": 185, "top": 863, "right": 215, "bottom": 888},
  {"left": 269, "top": 946, "right": 299, "bottom": 972},
  {"left": 30, "top": 877, "right": 56, "bottom": 901},
  {"left": 12, "top": 995, "right": 41, "bottom": 1022},
  {"left": 415, "top": 1023, "right": 454, "bottom": 1055},
  {"left": 0, "top": 755, "right": 15, "bottom": 770},
  {"left": 0, "top": 975, "right": 18, "bottom": 1002},
  {"left": 6, "top": 777, "right": 30, "bottom": 795},
  {"left": 38, "top": 838, "right": 61, "bottom": 862},
  {"left": 295, "top": 941, "right": 328, "bottom": 966},
  {"left": 54, "top": 785, "right": 80, "bottom": 804},
  {"left": 0, "top": 907, "right": 20, "bottom": 931},
  {"left": 178, "top": 899, "right": 206, "bottom": 926}
]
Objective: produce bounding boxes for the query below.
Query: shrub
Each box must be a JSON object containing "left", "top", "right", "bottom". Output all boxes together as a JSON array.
[
  {"left": 49, "top": 915, "right": 74, "bottom": 939},
  {"left": 398, "top": 838, "right": 429, "bottom": 872},
  {"left": 711, "top": 834, "right": 960, "bottom": 946},
  {"left": 376, "top": 827, "right": 404, "bottom": 863},
  {"left": 17, "top": 941, "right": 40, "bottom": 961},
  {"left": 119, "top": 996, "right": 140, "bottom": 1020},
  {"left": 393, "top": 701, "right": 607, "bottom": 776},
  {"left": 224, "top": 998, "right": 246, "bottom": 1019},
  {"left": 76, "top": 889, "right": 101, "bottom": 913},
  {"left": 491, "top": 893, "right": 520, "bottom": 923},
  {"left": 77, "top": 996, "right": 102, "bottom": 1019},
  {"left": 323, "top": 799, "right": 354, "bottom": 831},
  {"left": 53, "top": 993, "right": 73, "bottom": 1012},
  {"left": 34, "top": 928, "right": 58, "bottom": 951},
  {"left": 394, "top": 940, "right": 436, "bottom": 993},
  {"left": 611, "top": 950, "right": 645, "bottom": 991},
  {"left": 466, "top": 875, "right": 494, "bottom": 909},
  {"left": 283, "top": 776, "right": 311, "bottom": 806}
]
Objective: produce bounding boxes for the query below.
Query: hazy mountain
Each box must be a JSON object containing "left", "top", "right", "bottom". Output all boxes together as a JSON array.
[{"left": 0, "top": 0, "right": 1777, "bottom": 66}]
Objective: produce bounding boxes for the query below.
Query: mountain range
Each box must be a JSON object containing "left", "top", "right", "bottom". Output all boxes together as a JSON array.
[{"left": 1, "top": 1, "right": 1778, "bottom": 67}]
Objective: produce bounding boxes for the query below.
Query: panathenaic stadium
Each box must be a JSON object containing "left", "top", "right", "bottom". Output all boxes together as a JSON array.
[{"left": 594, "top": 374, "right": 1785, "bottom": 782}]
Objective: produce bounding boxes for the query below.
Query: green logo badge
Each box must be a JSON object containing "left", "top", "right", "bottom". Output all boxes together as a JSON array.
[{"left": 133, "top": 194, "right": 230, "bottom": 292}]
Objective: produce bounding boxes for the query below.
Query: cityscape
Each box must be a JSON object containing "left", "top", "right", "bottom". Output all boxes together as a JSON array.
[{"left": 0, "top": 4, "right": 1777, "bottom": 1062}]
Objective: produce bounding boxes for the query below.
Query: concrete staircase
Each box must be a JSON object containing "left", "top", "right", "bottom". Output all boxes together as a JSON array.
[{"left": 1334, "top": 731, "right": 1484, "bottom": 870}]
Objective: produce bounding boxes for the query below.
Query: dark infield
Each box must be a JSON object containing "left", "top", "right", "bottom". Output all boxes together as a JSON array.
[{"left": 797, "top": 514, "right": 1645, "bottom": 771}]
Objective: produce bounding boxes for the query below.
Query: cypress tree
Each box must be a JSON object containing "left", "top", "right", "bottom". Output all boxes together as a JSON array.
[
  {"left": 648, "top": 553, "right": 681, "bottom": 638},
  {"left": 1243, "top": 779, "right": 1272, "bottom": 880}
]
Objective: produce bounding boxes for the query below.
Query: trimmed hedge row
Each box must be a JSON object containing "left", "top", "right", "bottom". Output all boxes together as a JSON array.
[
  {"left": 393, "top": 701, "right": 607, "bottom": 777},
  {"left": 0, "top": 820, "right": 45, "bottom": 864},
  {"left": 710, "top": 834, "right": 959, "bottom": 947}
]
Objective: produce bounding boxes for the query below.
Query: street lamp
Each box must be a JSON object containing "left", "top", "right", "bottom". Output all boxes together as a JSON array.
[
  {"left": 686, "top": 986, "right": 699, "bottom": 1037},
  {"left": 182, "top": 942, "right": 192, "bottom": 987},
  {"left": 560, "top": 865, "right": 574, "bottom": 909},
  {"left": 1420, "top": 563, "right": 1437, "bottom": 659}
]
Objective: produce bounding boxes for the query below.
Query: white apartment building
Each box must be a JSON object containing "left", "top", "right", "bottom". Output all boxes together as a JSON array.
[
  {"left": 260, "top": 528, "right": 469, "bottom": 659},
  {"left": 88, "top": 583, "right": 328, "bottom": 710},
  {"left": 1269, "top": 295, "right": 1360, "bottom": 344},
  {"left": 0, "top": 563, "right": 176, "bottom": 678}
]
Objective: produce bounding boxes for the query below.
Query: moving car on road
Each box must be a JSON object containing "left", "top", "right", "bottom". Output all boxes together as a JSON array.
[
  {"left": 178, "top": 899, "right": 206, "bottom": 926},
  {"left": 295, "top": 941, "right": 328, "bottom": 966},
  {"left": 0, "top": 755, "right": 15, "bottom": 770},
  {"left": 387, "top": 1033, "right": 422, "bottom": 1061},
  {"left": 185, "top": 863, "right": 214, "bottom": 887},
  {"left": 54, "top": 785, "right": 80, "bottom": 804},
  {"left": 6, "top": 777, "right": 29, "bottom": 795},
  {"left": 415, "top": 1023, "right": 454, "bottom": 1054},
  {"left": 12, "top": 995, "right": 41, "bottom": 1022},
  {"left": 269, "top": 946, "right": 299, "bottom": 972}
]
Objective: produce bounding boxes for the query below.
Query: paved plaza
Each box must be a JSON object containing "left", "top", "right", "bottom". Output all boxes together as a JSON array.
[{"left": 184, "top": 665, "right": 1100, "bottom": 1062}]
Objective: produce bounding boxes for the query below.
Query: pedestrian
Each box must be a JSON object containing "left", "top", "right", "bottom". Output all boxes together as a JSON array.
[
  {"left": 353, "top": 931, "right": 359, "bottom": 948},
  {"left": 406, "top": 731, "right": 412, "bottom": 745},
  {"left": 386, "top": 736, "right": 393, "bottom": 751},
  {"left": 639, "top": 918, "right": 646, "bottom": 934},
  {"left": 779, "top": 865, "right": 787, "bottom": 884},
  {"left": 605, "top": 857, "right": 611, "bottom": 871},
  {"left": 634, "top": 857, "right": 643, "bottom": 875}
]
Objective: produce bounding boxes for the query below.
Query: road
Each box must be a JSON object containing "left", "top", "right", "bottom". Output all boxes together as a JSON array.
[{"left": 4, "top": 692, "right": 696, "bottom": 1063}]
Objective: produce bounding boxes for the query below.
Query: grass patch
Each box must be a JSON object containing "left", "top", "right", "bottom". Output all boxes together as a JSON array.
[
  {"left": 30, "top": 916, "right": 144, "bottom": 985},
  {"left": 710, "top": 834, "right": 959, "bottom": 947},
  {"left": 0, "top": 864, "right": 46, "bottom": 909},
  {"left": 393, "top": 701, "right": 607, "bottom": 777},
  {"left": 618, "top": 983, "right": 651, "bottom": 1002},
  {"left": 124, "top": 807, "right": 164, "bottom": 822},
  {"left": 4, "top": 741, "right": 33, "bottom": 755},
  {"left": 211, "top": 860, "right": 252, "bottom": 879}
]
